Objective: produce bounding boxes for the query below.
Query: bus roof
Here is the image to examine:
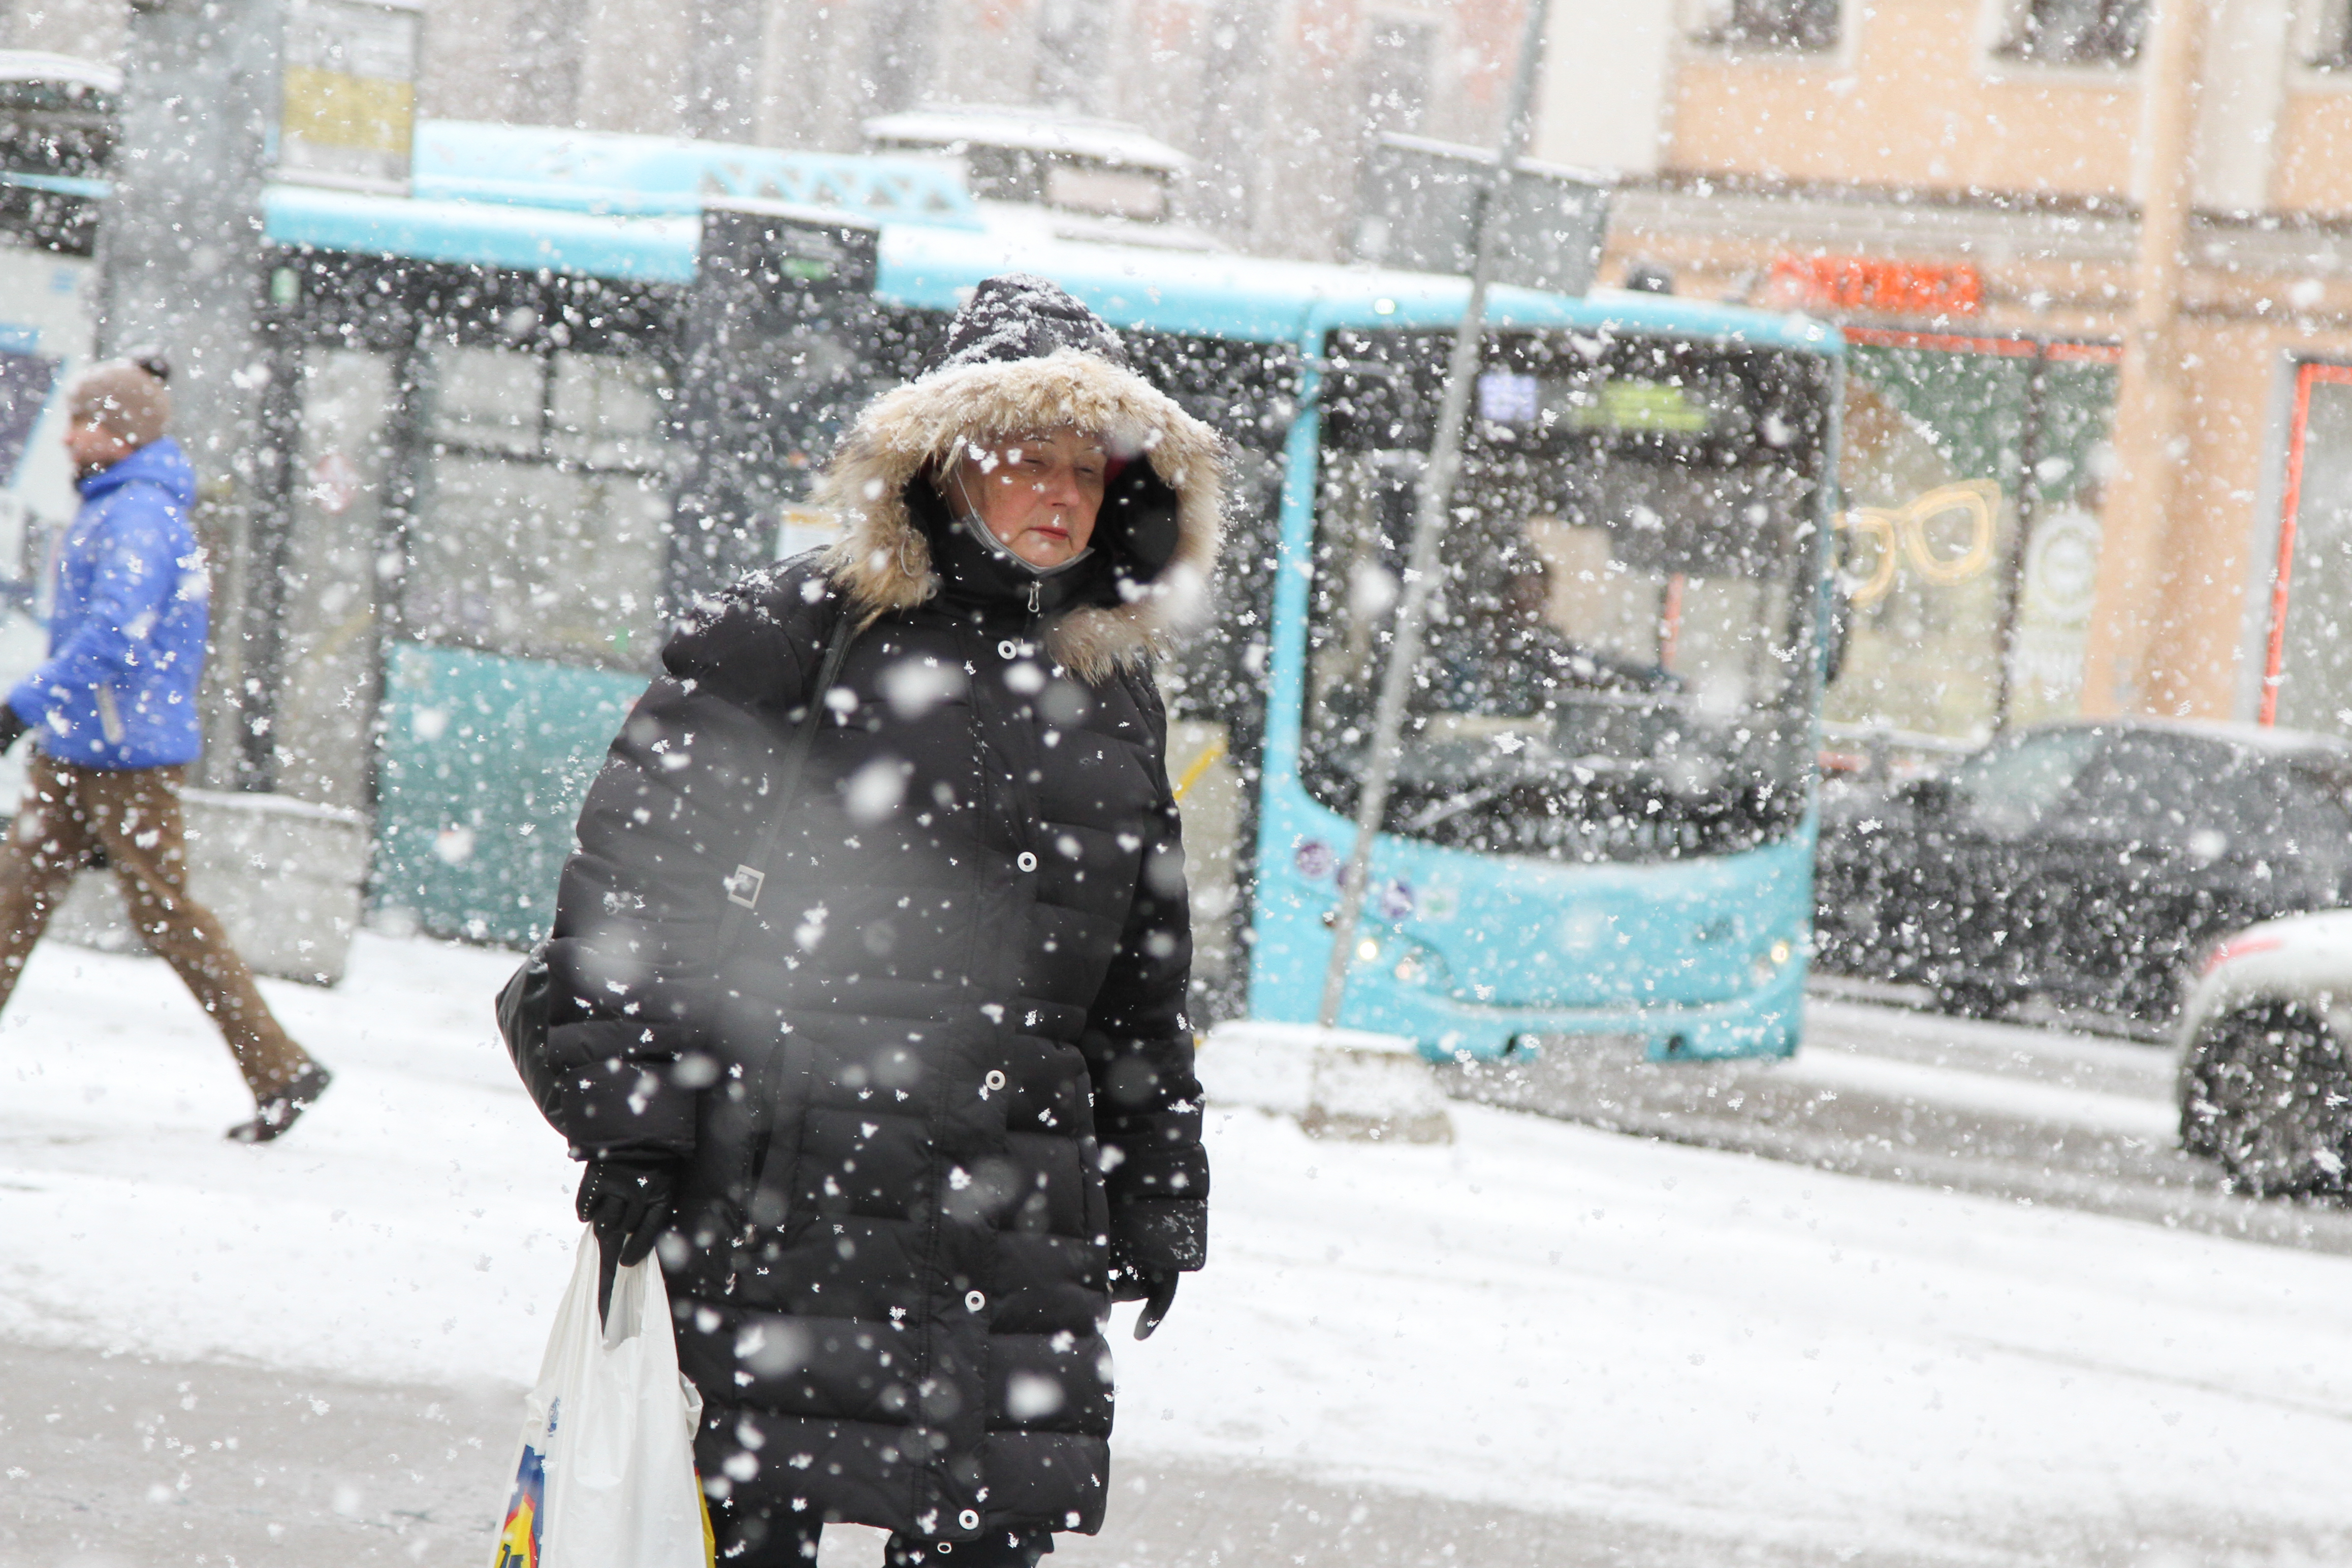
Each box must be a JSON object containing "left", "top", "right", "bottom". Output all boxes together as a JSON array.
[
  {"left": 264, "top": 183, "right": 701, "bottom": 282},
  {"left": 262, "top": 120, "right": 1838, "bottom": 358},
  {"left": 874, "top": 219, "right": 1837, "bottom": 354}
]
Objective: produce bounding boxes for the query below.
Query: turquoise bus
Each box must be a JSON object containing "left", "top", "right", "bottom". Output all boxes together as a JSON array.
[{"left": 244, "top": 120, "right": 1841, "bottom": 1061}]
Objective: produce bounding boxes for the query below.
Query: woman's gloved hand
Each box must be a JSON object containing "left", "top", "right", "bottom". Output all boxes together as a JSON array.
[
  {"left": 1109, "top": 1259, "right": 1180, "bottom": 1339},
  {"left": 1134, "top": 1271, "right": 1178, "bottom": 1339},
  {"left": 577, "top": 1153, "right": 680, "bottom": 1319}
]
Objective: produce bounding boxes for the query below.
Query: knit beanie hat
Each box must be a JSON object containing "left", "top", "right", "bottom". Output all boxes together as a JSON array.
[
  {"left": 934, "top": 274, "right": 1130, "bottom": 372},
  {"left": 70, "top": 357, "right": 172, "bottom": 448}
]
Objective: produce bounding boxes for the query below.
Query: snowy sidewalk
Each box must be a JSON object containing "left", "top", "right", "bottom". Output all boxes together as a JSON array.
[{"left": 5, "top": 934, "right": 2352, "bottom": 1564}]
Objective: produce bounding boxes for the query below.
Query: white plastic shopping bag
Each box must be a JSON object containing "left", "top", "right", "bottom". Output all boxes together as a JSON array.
[{"left": 492, "top": 1227, "right": 712, "bottom": 1567}]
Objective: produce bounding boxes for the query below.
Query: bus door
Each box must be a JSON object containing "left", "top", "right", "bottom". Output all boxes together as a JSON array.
[
  {"left": 1129, "top": 334, "right": 1296, "bottom": 1025},
  {"left": 262, "top": 248, "right": 684, "bottom": 943}
]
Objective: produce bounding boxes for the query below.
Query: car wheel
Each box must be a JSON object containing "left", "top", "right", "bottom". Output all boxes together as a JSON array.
[{"left": 2183, "top": 1002, "right": 2352, "bottom": 1196}]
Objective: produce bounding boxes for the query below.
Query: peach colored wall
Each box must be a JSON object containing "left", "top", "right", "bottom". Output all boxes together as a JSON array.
[
  {"left": 2146, "top": 322, "right": 2277, "bottom": 718},
  {"left": 1668, "top": 1, "right": 2140, "bottom": 199},
  {"left": 2270, "top": 92, "right": 2352, "bottom": 217},
  {"left": 2148, "top": 319, "right": 2352, "bottom": 719}
]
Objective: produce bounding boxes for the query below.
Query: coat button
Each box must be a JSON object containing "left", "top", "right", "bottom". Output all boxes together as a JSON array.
[
  {"left": 959, "top": 1510, "right": 981, "bottom": 1531},
  {"left": 997, "top": 639, "right": 1018, "bottom": 659},
  {"left": 965, "top": 1289, "right": 987, "bottom": 1313},
  {"left": 1016, "top": 851, "right": 1038, "bottom": 872},
  {"left": 983, "top": 1069, "right": 1006, "bottom": 1091}
]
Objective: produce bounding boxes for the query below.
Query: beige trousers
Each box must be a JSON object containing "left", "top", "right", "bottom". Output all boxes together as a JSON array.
[{"left": 0, "top": 752, "right": 314, "bottom": 1100}]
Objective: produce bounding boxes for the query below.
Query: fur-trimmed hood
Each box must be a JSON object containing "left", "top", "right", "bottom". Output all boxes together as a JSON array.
[{"left": 814, "top": 347, "right": 1224, "bottom": 680}]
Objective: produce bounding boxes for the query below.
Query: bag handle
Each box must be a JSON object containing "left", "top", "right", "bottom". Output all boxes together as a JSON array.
[{"left": 714, "top": 606, "right": 858, "bottom": 959}]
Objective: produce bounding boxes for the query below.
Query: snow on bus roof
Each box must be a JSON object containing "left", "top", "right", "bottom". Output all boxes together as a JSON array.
[
  {"left": 408, "top": 119, "right": 978, "bottom": 225},
  {"left": 261, "top": 120, "right": 1837, "bottom": 355},
  {"left": 0, "top": 48, "right": 121, "bottom": 94},
  {"left": 863, "top": 106, "right": 1192, "bottom": 172},
  {"left": 879, "top": 218, "right": 1839, "bottom": 353},
  {"left": 262, "top": 183, "right": 701, "bottom": 284}
]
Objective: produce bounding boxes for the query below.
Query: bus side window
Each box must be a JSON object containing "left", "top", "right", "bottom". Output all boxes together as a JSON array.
[{"left": 405, "top": 344, "right": 673, "bottom": 670}]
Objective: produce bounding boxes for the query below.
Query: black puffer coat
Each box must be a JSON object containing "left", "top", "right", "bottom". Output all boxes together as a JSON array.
[{"left": 517, "top": 282, "right": 1222, "bottom": 1545}]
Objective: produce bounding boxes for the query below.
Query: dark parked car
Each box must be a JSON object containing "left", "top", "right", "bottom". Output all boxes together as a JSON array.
[{"left": 1814, "top": 720, "right": 2352, "bottom": 1024}]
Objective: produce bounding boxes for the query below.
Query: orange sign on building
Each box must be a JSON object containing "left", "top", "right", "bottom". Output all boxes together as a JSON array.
[{"left": 1764, "top": 254, "right": 1983, "bottom": 317}]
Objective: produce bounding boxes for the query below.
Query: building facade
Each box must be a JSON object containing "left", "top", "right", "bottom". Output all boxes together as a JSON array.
[
  {"left": 1544, "top": 0, "right": 2352, "bottom": 749},
  {"left": 4, "top": 0, "right": 1533, "bottom": 263}
]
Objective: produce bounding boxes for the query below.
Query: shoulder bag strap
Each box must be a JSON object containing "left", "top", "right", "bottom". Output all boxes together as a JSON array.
[{"left": 714, "top": 604, "right": 859, "bottom": 959}]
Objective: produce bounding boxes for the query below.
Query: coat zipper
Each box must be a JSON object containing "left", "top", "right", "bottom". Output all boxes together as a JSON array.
[{"left": 913, "top": 614, "right": 1021, "bottom": 1538}]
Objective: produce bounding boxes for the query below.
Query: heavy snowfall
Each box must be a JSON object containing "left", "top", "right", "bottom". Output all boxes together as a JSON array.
[
  {"left": 2, "top": 932, "right": 2346, "bottom": 1566},
  {"left": 14, "top": 0, "right": 2352, "bottom": 1559}
]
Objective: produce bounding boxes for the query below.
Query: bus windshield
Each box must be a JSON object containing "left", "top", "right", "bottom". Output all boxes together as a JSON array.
[{"left": 1304, "top": 328, "right": 1835, "bottom": 863}]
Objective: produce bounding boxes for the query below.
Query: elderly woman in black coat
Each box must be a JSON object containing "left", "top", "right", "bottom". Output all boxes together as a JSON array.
[{"left": 514, "top": 276, "right": 1220, "bottom": 1568}]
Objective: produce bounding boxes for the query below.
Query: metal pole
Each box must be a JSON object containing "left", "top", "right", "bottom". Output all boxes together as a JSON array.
[
  {"left": 1990, "top": 343, "right": 2050, "bottom": 732},
  {"left": 1317, "top": 0, "right": 1554, "bottom": 1029},
  {"left": 2077, "top": 0, "right": 2208, "bottom": 716}
]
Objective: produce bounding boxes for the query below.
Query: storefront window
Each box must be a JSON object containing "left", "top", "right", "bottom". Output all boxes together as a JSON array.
[
  {"left": 2270, "top": 370, "right": 2352, "bottom": 733},
  {"left": 1828, "top": 338, "right": 2116, "bottom": 743}
]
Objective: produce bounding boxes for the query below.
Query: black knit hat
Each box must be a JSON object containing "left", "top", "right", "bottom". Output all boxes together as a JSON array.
[{"left": 934, "top": 274, "right": 1129, "bottom": 371}]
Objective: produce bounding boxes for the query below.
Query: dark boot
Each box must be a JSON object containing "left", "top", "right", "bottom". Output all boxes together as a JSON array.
[{"left": 226, "top": 1063, "right": 333, "bottom": 1144}]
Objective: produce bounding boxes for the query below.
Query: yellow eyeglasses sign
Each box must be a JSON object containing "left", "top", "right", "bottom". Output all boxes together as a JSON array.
[{"left": 1838, "top": 479, "right": 2001, "bottom": 606}]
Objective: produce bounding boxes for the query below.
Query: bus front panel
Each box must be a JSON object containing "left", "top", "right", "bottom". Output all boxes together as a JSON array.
[{"left": 1254, "top": 326, "right": 1838, "bottom": 1060}]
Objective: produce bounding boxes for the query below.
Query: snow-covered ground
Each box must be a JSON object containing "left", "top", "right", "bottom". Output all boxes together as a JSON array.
[{"left": 4, "top": 933, "right": 2350, "bottom": 1561}]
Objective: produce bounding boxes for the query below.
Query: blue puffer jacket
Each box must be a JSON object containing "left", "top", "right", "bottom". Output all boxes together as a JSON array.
[{"left": 9, "top": 438, "right": 210, "bottom": 770}]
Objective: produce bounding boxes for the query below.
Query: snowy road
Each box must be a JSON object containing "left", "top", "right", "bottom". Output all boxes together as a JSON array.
[
  {"left": 1454, "top": 994, "right": 2352, "bottom": 1257},
  {"left": 5, "top": 934, "right": 2352, "bottom": 1564}
]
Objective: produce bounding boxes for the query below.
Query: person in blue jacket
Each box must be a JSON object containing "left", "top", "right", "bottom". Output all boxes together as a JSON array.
[{"left": 0, "top": 356, "right": 329, "bottom": 1142}]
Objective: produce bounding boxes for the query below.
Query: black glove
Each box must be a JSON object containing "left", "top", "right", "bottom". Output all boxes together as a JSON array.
[
  {"left": 0, "top": 707, "right": 28, "bottom": 754},
  {"left": 1134, "top": 1270, "right": 1178, "bottom": 1340},
  {"left": 1110, "top": 1260, "right": 1180, "bottom": 1339},
  {"left": 577, "top": 1153, "right": 679, "bottom": 1320}
]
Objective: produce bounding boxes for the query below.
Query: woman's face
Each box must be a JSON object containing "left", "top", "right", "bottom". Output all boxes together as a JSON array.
[{"left": 952, "top": 427, "right": 1108, "bottom": 570}]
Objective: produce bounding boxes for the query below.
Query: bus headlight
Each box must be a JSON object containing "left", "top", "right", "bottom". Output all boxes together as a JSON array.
[
  {"left": 1389, "top": 941, "right": 1447, "bottom": 988},
  {"left": 1751, "top": 939, "right": 1795, "bottom": 986}
]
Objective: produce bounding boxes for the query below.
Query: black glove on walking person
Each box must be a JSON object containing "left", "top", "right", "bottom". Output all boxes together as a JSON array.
[
  {"left": 577, "top": 1153, "right": 679, "bottom": 1321},
  {"left": 0, "top": 707, "right": 28, "bottom": 754}
]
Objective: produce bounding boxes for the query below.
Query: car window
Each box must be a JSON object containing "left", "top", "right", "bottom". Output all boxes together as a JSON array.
[
  {"left": 1946, "top": 727, "right": 2102, "bottom": 839},
  {"left": 2056, "top": 737, "right": 2352, "bottom": 864},
  {"left": 2056, "top": 733, "right": 2240, "bottom": 841},
  {"left": 2279, "top": 764, "right": 2352, "bottom": 878}
]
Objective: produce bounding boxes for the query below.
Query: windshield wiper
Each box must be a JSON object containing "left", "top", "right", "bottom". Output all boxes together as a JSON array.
[{"left": 1402, "top": 783, "right": 1512, "bottom": 834}]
